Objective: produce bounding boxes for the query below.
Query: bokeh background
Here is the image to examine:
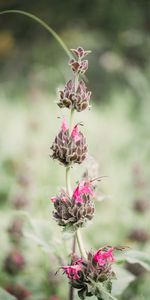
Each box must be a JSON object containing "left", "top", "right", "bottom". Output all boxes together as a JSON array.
[{"left": 0, "top": 1, "right": 150, "bottom": 299}]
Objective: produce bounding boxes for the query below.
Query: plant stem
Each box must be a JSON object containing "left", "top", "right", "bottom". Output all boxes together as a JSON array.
[
  {"left": 76, "top": 229, "right": 87, "bottom": 259},
  {"left": 66, "top": 107, "right": 75, "bottom": 300},
  {"left": 69, "top": 108, "right": 75, "bottom": 132},
  {"left": 66, "top": 166, "right": 72, "bottom": 196}
]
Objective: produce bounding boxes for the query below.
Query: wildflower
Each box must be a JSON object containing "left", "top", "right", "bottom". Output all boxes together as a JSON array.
[
  {"left": 71, "top": 125, "right": 80, "bottom": 142},
  {"left": 63, "top": 264, "right": 81, "bottom": 280},
  {"left": 62, "top": 247, "right": 121, "bottom": 299},
  {"left": 93, "top": 247, "right": 115, "bottom": 267},
  {"left": 73, "top": 180, "right": 94, "bottom": 203},
  {"left": 50, "top": 121, "right": 87, "bottom": 166},
  {"left": 51, "top": 187, "right": 94, "bottom": 231}
]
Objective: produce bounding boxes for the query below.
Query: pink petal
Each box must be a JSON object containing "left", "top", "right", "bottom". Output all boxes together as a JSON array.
[
  {"left": 61, "top": 118, "right": 68, "bottom": 132},
  {"left": 51, "top": 196, "right": 57, "bottom": 203},
  {"left": 71, "top": 125, "right": 80, "bottom": 142}
]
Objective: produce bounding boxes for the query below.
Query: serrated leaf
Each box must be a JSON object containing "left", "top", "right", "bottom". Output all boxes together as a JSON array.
[{"left": 0, "top": 288, "right": 16, "bottom": 300}]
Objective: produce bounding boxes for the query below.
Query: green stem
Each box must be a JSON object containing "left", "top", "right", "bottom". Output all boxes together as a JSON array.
[
  {"left": 0, "top": 10, "right": 71, "bottom": 58},
  {"left": 69, "top": 108, "right": 75, "bottom": 132},
  {"left": 76, "top": 229, "right": 87, "bottom": 259},
  {"left": 66, "top": 166, "right": 72, "bottom": 196}
]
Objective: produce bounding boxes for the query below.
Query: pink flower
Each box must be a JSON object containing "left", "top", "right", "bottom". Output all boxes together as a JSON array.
[
  {"left": 71, "top": 125, "right": 80, "bottom": 142},
  {"left": 61, "top": 196, "right": 67, "bottom": 202},
  {"left": 73, "top": 181, "right": 94, "bottom": 203},
  {"left": 61, "top": 118, "right": 68, "bottom": 132},
  {"left": 51, "top": 196, "right": 57, "bottom": 203},
  {"left": 93, "top": 247, "right": 115, "bottom": 267},
  {"left": 63, "top": 264, "right": 81, "bottom": 280}
]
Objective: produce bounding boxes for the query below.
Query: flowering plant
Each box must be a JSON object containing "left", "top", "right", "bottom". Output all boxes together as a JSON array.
[{"left": 50, "top": 46, "right": 124, "bottom": 300}]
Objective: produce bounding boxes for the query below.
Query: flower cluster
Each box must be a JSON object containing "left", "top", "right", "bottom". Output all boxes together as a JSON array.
[
  {"left": 62, "top": 247, "right": 120, "bottom": 299},
  {"left": 57, "top": 46, "right": 91, "bottom": 111},
  {"left": 51, "top": 119, "right": 87, "bottom": 166},
  {"left": 50, "top": 47, "right": 124, "bottom": 300},
  {"left": 4, "top": 250, "right": 25, "bottom": 275},
  {"left": 51, "top": 179, "right": 95, "bottom": 231}
]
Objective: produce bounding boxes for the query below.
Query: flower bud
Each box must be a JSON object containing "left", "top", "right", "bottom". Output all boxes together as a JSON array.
[
  {"left": 128, "top": 228, "right": 150, "bottom": 243},
  {"left": 3, "top": 250, "right": 25, "bottom": 275},
  {"left": 69, "top": 59, "right": 88, "bottom": 74},
  {"left": 5, "top": 284, "right": 32, "bottom": 300},
  {"left": 70, "top": 47, "right": 91, "bottom": 58},
  {"left": 8, "top": 218, "right": 23, "bottom": 243}
]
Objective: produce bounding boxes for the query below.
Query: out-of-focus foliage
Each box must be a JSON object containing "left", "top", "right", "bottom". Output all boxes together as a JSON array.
[
  {"left": 0, "top": 1, "right": 150, "bottom": 299},
  {"left": 0, "top": 0, "right": 150, "bottom": 104},
  {"left": 0, "top": 86, "right": 150, "bottom": 298}
]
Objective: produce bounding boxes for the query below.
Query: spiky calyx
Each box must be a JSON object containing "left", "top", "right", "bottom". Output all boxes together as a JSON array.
[
  {"left": 3, "top": 250, "right": 25, "bottom": 275},
  {"left": 51, "top": 189, "right": 94, "bottom": 231},
  {"left": 50, "top": 122, "right": 87, "bottom": 167},
  {"left": 62, "top": 246, "right": 121, "bottom": 299},
  {"left": 58, "top": 80, "right": 91, "bottom": 112}
]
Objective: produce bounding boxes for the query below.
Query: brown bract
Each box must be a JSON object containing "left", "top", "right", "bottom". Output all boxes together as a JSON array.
[
  {"left": 50, "top": 128, "right": 87, "bottom": 166},
  {"left": 52, "top": 190, "right": 94, "bottom": 231},
  {"left": 58, "top": 80, "right": 91, "bottom": 112}
]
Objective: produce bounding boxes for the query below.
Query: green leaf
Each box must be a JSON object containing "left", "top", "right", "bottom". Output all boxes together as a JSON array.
[
  {"left": 89, "top": 279, "right": 118, "bottom": 300},
  {"left": 0, "top": 288, "right": 16, "bottom": 300},
  {"left": 112, "top": 266, "right": 135, "bottom": 296},
  {"left": 117, "top": 249, "right": 150, "bottom": 271},
  {"left": 96, "top": 283, "right": 118, "bottom": 300}
]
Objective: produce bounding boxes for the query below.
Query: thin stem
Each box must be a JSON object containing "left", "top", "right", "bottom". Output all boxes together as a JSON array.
[
  {"left": 69, "top": 108, "right": 75, "bottom": 132},
  {"left": 76, "top": 229, "right": 87, "bottom": 259},
  {"left": 66, "top": 166, "right": 72, "bottom": 196},
  {"left": 0, "top": 10, "right": 71, "bottom": 58}
]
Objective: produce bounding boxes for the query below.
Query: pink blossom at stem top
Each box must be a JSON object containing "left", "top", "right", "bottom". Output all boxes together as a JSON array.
[
  {"left": 93, "top": 247, "right": 115, "bottom": 266},
  {"left": 62, "top": 264, "right": 81, "bottom": 280},
  {"left": 73, "top": 181, "right": 94, "bottom": 203}
]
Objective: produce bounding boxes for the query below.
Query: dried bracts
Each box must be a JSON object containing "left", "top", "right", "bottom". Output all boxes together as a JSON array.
[
  {"left": 57, "top": 46, "right": 91, "bottom": 112},
  {"left": 50, "top": 119, "right": 87, "bottom": 166},
  {"left": 51, "top": 180, "right": 95, "bottom": 231},
  {"left": 62, "top": 246, "right": 121, "bottom": 299},
  {"left": 58, "top": 79, "right": 91, "bottom": 112}
]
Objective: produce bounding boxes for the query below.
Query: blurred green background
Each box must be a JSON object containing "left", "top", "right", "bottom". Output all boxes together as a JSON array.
[{"left": 0, "top": 1, "right": 150, "bottom": 300}]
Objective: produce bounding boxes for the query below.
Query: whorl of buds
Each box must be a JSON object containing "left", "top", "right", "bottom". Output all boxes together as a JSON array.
[
  {"left": 62, "top": 246, "right": 120, "bottom": 299},
  {"left": 8, "top": 218, "right": 23, "bottom": 243},
  {"left": 3, "top": 250, "right": 25, "bottom": 275},
  {"left": 58, "top": 80, "right": 91, "bottom": 112},
  {"left": 57, "top": 47, "right": 91, "bottom": 112},
  {"left": 50, "top": 120, "right": 87, "bottom": 166},
  {"left": 51, "top": 180, "right": 95, "bottom": 231},
  {"left": 5, "top": 284, "right": 32, "bottom": 300}
]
